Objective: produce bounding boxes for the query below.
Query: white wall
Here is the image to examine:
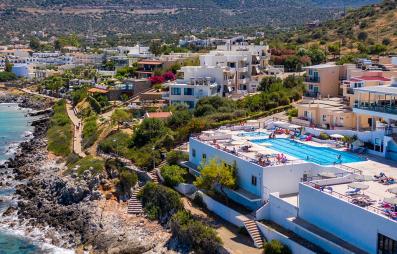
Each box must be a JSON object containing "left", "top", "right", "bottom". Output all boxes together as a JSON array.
[
  {"left": 256, "top": 222, "right": 317, "bottom": 254},
  {"left": 198, "top": 191, "right": 245, "bottom": 227},
  {"left": 299, "top": 183, "right": 397, "bottom": 254},
  {"left": 189, "top": 138, "right": 264, "bottom": 198}
]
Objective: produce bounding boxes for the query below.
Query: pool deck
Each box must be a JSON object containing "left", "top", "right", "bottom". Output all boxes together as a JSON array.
[{"left": 199, "top": 128, "right": 397, "bottom": 177}]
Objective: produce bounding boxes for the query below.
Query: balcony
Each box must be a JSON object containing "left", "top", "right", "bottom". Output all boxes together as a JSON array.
[
  {"left": 238, "top": 67, "right": 249, "bottom": 73},
  {"left": 354, "top": 103, "right": 397, "bottom": 115},
  {"left": 305, "top": 76, "right": 320, "bottom": 83},
  {"left": 239, "top": 78, "right": 249, "bottom": 84}
]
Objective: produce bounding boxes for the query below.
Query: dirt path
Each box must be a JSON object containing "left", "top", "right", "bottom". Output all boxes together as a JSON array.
[{"left": 181, "top": 198, "right": 262, "bottom": 254}]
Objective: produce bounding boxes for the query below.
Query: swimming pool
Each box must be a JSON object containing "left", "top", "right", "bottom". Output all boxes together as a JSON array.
[
  {"left": 238, "top": 132, "right": 269, "bottom": 137},
  {"left": 251, "top": 138, "right": 366, "bottom": 165}
]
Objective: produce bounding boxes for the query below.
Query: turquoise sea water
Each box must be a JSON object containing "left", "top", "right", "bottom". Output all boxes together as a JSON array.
[
  {"left": 0, "top": 104, "right": 34, "bottom": 163},
  {"left": 0, "top": 103, "right": 40, "bottom": 254},
  {"left": 252, "top": 138, "right": 366, "bottom": 165}
]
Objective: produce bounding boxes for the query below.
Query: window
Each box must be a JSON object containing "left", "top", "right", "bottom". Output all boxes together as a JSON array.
[
  {"left": 251, "top": 176, "right": 257, "bottom": 186},
  {"left": 378, "top": 233, "right": 397, "bottom": 254},
  {"left": 309, "top": 84, "right": 314, "bottom": 90},
  {"left": 322, "top": 115, "right": 327, "bottom": 121},
  {"left": 192, "top": 149, "right": 196, "bottom": 158},
  {"left": 202, "top": 153, "right": 207, "bottom": 161},
  {"left": 184, "top": 88, "right": 194, "bottom": 96},
  {"left": 304, "top": 111, "right": 308, "bottom": 118},
  {"left": 171, "top": 87, "right": 181, "bottom": 95}
]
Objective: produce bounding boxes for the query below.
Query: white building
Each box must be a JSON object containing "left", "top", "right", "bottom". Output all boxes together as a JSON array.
[
  {"left": 200, "top": 43, "right": 269, "bottom": 93},
  {"left": 164, "top": 66, "right": 223, "bottom": 108},
  {"left": 184, "top": 127, "right": 397, "bottom": 253}
]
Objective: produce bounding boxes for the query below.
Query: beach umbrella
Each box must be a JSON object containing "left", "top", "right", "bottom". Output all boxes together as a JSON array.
[
  {"left": 354, "top": 175, "right": 374, "bottom": 182},
  {"left": 387, "top": 187, "right": 397, "bottom": 195},
  {"left": 348, "top": 182, "right": 369, "bottom": 190},
  {"left": 330, "top": 134, "right": 344, "bottom": 139},
  {"left": 384, "top": 197, "right": 397, "bottom": 205},
  {"left": 318, "top": 172, "right": 337, "bottom": 179}
]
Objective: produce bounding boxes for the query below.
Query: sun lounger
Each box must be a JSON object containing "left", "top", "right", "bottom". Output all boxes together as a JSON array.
[{"left": 346, "top": 188, "right": 360, "bottom": 195}]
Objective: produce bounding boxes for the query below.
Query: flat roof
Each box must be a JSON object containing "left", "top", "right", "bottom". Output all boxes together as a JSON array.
[
  {"left": 351, "top": 76, "right": 391, "bottom": 82},
  {"left": 304, "top": 63, "right": 337, "bottom": 69},
  {"left": 354, "top": 85, "right": 397, "bottom": 96},
  {"left": 88, "top": 87, "right": 108, "bottom": 94}
]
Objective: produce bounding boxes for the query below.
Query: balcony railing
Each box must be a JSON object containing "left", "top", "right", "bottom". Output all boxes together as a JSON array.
[
  {"left": 354, "top": 103, "right": 397, "bottom": 115},
  {"left": 305, "top": 76, "right": 320, "bottom": 83}
]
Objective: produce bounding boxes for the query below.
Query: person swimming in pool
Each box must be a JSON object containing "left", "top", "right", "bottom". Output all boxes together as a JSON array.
[{"left": 337, "top": 154, "right": 342, "bottom": 161}]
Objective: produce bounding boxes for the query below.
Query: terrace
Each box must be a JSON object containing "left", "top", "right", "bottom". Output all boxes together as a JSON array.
[{"left": 304, "top": 177, "right": 397, "bottom": 221}]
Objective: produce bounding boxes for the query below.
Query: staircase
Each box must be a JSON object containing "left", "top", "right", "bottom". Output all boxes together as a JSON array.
[
  {"left": 148, "top": 171, "right": 160, "bottom": 184},
  {"left": 243, "top": 219, "right": 264, "bottom": 248},
  {"left": 127, "top": 186, "right": 143, "bottom": 215}
]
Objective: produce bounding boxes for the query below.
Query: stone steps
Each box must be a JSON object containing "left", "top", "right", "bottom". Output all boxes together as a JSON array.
[
  {"left": 127, "top": 187, "right": 143, "bottom": 215},
  {"left": 244, "top": 219, "right": 264, "bottom": 248}
]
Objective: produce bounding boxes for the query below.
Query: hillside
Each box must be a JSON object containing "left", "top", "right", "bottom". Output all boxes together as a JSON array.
[
  {"left": 290, "top": 0, "right": 397, "bottom": 53},
  {"left": 0, "top": 0, "right": 380, "bottom": 42}
]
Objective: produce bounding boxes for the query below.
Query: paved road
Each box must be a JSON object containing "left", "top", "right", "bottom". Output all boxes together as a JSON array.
[{"left": 66, "top": 102, "right": 86, "bottom": 157}]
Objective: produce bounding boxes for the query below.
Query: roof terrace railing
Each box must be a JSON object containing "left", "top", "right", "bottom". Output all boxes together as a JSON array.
[
  {"left": 191, "top": 136, "right": 306, "bottom": 168},
  {"left": 304, "top": 181, "right": 394, "bottom": 221}
]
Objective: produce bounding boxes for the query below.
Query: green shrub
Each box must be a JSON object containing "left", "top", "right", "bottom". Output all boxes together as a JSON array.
[
  {"left": 139, "top": 182, "right": 183, "bottom": 222},
  {"left": 170, "top": 210, "right": 222, "bottom": 254},
  {"left": 117, "top": 170, "right": 138, "bottom": 195},
  {"left": 287, "top": 108, "right": 298, "bottom": 117},
  {"left": 47, "top": 100, "right": 72, "bottom": 157},
  {"left": 82, "top": 115, "right": 98, "bottom": 148},
  {"left": 318, "top": 132, "right": 330, "bottom": 140},
  {"left": 69, "top": 156, "right": 105, "bottom": 176},
  {"left": 161, "top": 165, "right": 187, "bottom": 187},
  {"left": 166, "top": 150, "right": 189, "bottom": 165},
  {"left": 263, "top": 240, "right": 292, "bottom": 254}
]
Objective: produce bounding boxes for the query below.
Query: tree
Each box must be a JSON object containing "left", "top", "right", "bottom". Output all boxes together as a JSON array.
[
  {"left": 4, "top": 58, "right": 13, "bottom": 72},
  {"left": 117, "top": 170, "right": 138, "bottom": 196},
  {"left": 131, "top": 118, "right": 170, "bottom": 147},
  {"left": 327, "top": 43, "right": 340, "bottom": 60},
  {"left": 263, "top": 240, "right": 292, "bottom": 254},
  {"left": 258, "top": 76, "right": 282, "bottom": 92},
  {"left": 194, "top": 159, "right": 237, "bottom": 199},
  {"left": 369, "top": 44, "right": 387, "bottom": 55},
  {"left": 0, "top": 72, "right": 17, "bottom": 82},
  {"left": 149, "top": 40, "right": 162, "bottom": 56},
  {"left": 111, "top": 108, "right": 130, "bottom": 130},
  {"left": 29, "top": 37, "right": 41, "bottom": 50},
  {"left": 167, "top": 109, "right": 192, "bottom": 129},
  {"left": 382, "top": 38, "right": 391, "bottom": 46},
  {"left": 170, "top": 210, "right": 222, "bottom": 253},
  {"left": 357, "top": 31, "right": 368, "bottom": 42},
  {"left": 160, "top": 165, "right": 187, "bottom": 187},
  {"left": 139, "top": 182, "right": 183, "bottom": 222}
]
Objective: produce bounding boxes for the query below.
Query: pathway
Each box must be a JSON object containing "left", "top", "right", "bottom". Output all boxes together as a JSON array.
[
  {"left": 20, "top": 88, "right": 60, "bottom": 101},
  {"left": 181, "top": 198, "right": 262, "bottom": 254},
  {"left": 66, "top": 102, "right": 86, "bottom": 157}
]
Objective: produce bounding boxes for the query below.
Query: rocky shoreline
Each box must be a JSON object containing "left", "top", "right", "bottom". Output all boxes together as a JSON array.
[{"left": 0, "top": 92, "right": 173, "bottom": 253}]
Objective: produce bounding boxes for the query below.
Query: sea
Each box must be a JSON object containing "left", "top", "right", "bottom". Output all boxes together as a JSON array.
[{"left": 0, "top": 103, "right": 73, "bottom": 254}]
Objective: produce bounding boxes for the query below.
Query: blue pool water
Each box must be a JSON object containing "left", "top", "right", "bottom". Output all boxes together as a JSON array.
[
  {"left": 251, "top": 138, "right": 366, "bottom": 165},
  {"left": 238, "top": 131, "right": 269, "bottom": 137}
]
